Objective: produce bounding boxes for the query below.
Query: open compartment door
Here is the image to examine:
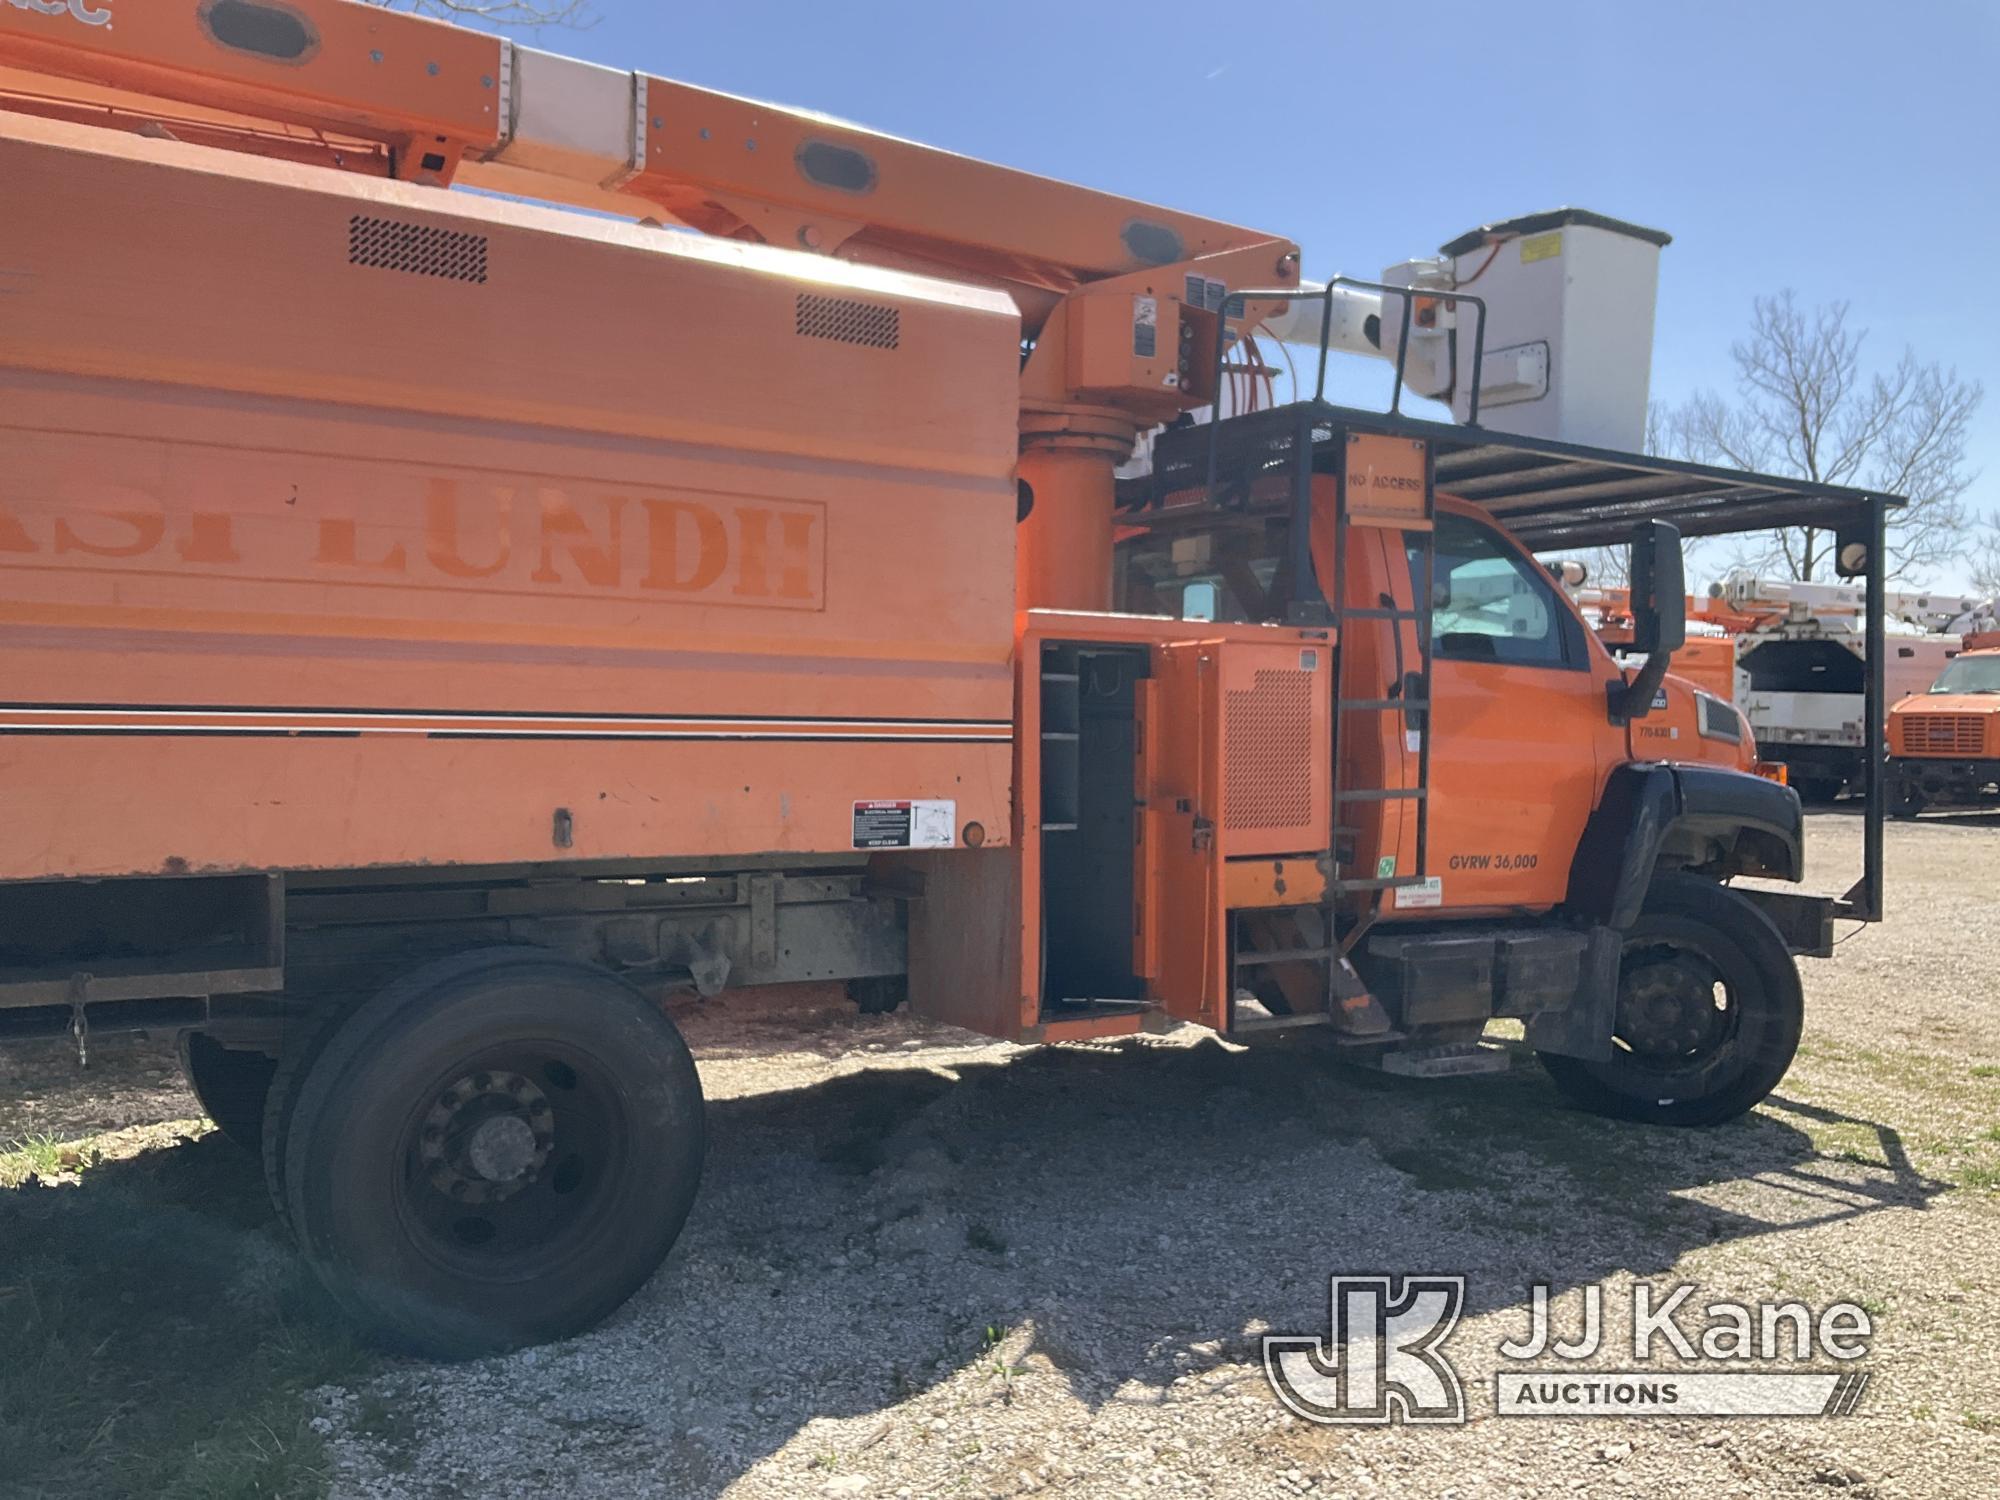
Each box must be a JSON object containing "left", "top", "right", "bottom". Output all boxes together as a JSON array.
[
  {"left": 1136, "top": 639, "right": 1226, "bottom": 1029},
  {"left": 1138, "top": 634, "right": 1333, "bottom": 1030}
]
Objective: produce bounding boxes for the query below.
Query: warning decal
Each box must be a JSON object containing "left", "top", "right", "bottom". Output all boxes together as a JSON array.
[
  {"left": 1392, "top": 875, "right": 1444, "bottom": 910},
  {"left": 1133, "top": 295, "right": 1158, "bottom": 358},
  {"left": 852, "top": 799, "right": 957, "bottom": 849}
]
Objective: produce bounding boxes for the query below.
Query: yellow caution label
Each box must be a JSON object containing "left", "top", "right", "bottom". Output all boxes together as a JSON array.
[{"left": 1520, "top": 231, "right": 1563, "bottom": 264}]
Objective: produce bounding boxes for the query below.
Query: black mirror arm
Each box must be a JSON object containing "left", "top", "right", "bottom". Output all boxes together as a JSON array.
[{"left": 1609, "top": 650, "right": 1674, "bottom": 724}]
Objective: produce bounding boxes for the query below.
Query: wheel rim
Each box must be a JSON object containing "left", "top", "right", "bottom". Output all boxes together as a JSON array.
[
  {"left": 1609, "top": 937, "right": 1741, "bottom": 1086},
  {"left": 393, "top": 1042, "right": 629, "bottom": 1282}
]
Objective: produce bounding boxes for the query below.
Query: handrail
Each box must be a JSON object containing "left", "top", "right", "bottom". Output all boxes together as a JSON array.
[
  {"left": 1200, "top": 279, "right": 1487, "bottom": 513},
  {"left": 1212, "top": 279, "right": 1490, "bottom": 422}
]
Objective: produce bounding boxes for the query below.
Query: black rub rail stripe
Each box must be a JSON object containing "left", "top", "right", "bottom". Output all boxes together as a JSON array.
[{"left": 0, "top": 701, "right": 1011, "bottom": 728}]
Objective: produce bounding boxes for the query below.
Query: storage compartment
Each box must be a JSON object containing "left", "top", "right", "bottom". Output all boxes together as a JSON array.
[
  {"left": 1362, "top": 932, "right": 1495, "bottom": 1028},
  {"left": 1039, "top": 642, "right": 1150, "bottom": 1011},
  {"left": 1492, "top": 929, "right": 1589, "bottom": 1017}
]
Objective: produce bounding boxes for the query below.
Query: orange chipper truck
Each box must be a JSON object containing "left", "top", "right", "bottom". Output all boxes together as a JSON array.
[{"left": 0, "top": 0, "right": 1894, "bottom": 1355}]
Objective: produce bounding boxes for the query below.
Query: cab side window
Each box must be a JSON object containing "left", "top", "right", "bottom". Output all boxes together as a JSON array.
[{"left": 1411, "top": 513, "right": 1575, "bottom": 668}]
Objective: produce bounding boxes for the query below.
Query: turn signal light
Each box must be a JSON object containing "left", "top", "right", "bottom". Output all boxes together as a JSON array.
[{"left": 1754, "top": 761, "right": 1789, "bottom": 786}]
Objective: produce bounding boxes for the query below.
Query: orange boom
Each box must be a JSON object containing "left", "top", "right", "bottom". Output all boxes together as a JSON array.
[{"left": 0, "top": 0, "right": 1895, "bottom": 1355}]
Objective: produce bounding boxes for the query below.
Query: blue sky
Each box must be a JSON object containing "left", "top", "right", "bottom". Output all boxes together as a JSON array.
[{"left": 513, "top": 0, "right": 1996, "bottom": 579}]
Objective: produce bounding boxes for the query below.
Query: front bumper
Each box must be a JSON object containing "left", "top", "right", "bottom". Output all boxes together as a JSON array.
[{"left": 1888, "top": 757, "right": 2000, "bottom": 796}]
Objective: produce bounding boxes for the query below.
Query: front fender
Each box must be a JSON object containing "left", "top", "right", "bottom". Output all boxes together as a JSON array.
[{"left": 1566, "top": 763, "right": 1804, "bottom": 930}]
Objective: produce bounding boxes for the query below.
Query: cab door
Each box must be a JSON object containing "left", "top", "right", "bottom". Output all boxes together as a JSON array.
[{"left": 1383, "top": 504, "right": 1614, "bottom": 912}]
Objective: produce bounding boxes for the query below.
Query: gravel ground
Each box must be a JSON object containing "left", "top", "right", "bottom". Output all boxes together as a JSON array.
[{"left": 5, "top": 811, "right": 1997, "bottom": 1498}]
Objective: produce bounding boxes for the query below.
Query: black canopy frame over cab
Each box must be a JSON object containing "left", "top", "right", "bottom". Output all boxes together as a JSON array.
[{"left": 1116, "top": 388, "right": 1898, "bottom": 928}]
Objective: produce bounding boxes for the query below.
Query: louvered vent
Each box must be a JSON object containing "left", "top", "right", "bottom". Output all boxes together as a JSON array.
[
  {"left": 1225, "top": 669, "right": 1313, "bottom": 830},
  {"left": 348, "top": 215, "right": 488, "bottom": 284},
  {"left": 795, "top": 293, "right": 900, "bottom": 349}
]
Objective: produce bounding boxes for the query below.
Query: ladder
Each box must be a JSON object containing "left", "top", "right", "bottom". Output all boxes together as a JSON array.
[
  {"left": 1318, "top": 427, "right": 1435, "bottom": 1025},
  {"left": 1326, "top": 430, "right": 1436, "bottom": 901}
]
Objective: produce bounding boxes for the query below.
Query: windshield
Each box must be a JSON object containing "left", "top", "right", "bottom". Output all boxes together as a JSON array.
[{"left": 1929, "top": 655, "right": 2000, "bottom": 694}]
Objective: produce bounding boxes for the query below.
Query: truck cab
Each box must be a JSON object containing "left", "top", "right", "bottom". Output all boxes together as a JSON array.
[
  {"left": 1095, "top": 405, "right": 1827, "bottom": 1126},
  {"left": 1887, "top": 636, "right": 2000, "bottom": 814}
]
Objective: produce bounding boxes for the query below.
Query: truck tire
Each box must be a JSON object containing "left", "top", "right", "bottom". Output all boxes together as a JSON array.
[
  {"left": 277, "top": 947, "right": 705, "bottom": 1357},
  {"left": 261, "top": 988, "right": 373, "bottom": 1232},
  {"left": 847, "top": 975, "right": 909, "bottom": 1015},
  {"left": 176, "top": 1030, "right": 277, "bottom": 1150},
  {"left": 1538, "top": 874, "right": 1802, "bottom": 1127}
]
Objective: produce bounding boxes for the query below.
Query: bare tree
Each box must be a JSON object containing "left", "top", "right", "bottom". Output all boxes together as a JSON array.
[
  {"left": 1974, "top": 513, "right": 2000, "bottom": 596},
  {"left": 364, "top": 0, "right": 593, "bottom": 28},
  {"left": 1657, "top": 292, "right": 1982, "bottom": 581}
]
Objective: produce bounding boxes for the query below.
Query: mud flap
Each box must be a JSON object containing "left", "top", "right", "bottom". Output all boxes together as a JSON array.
[{"left": 1523, "top": 926, "right": 1619, "bottom": 1062}]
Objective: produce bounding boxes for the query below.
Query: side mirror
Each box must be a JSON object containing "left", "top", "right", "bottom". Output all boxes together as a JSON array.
[
  {"left": 1613, "top": 520, "right": 1686, "bottom": 722},
  {"left": 1629, "top": 519, "right": 1686, "bottom": 655}
]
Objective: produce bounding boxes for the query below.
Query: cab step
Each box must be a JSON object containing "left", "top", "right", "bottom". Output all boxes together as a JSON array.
[
  {"left": 1375, "top": 1042, "right": 1511, "bottom": 1078},
  {"left": 1229, "top": 1010, "right": 1335, "bottom": 1035}
]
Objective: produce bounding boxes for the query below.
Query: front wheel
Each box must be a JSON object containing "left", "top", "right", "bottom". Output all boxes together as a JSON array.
[
  {"left": 279, "top": 948, "right": 706, "bottom": 1357},
  {"left": 1538, "top": 875, "right": 1802, "bottom": 1126}
]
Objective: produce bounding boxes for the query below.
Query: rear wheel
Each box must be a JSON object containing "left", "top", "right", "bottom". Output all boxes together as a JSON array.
[
  {"left": 279, "top": 948, "right": 706, "bottom": 1357},
  {"left": 847, "top": 975, "right": 909, "bottom": 1015},
  {"left": 1538, "top": 875, "right": 1802, "bottom": 1126},
  {"left": 1889, "top": 784, "right": 1928, "bottom": 819},
  {"left": 261, "top": 987, "right": 371, "bottom": 1232},
  {"left": 176, "top": 1031, "right": 277, "bottom": 1150}
]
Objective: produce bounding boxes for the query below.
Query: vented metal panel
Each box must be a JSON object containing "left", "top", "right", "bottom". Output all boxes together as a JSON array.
[
  {"left": 795, "top": 293, "right": 900, "bottom": 349},
  {"left": 1697, "top": 692, "right": 1741, "bottom": 742},
  {"left": 1897, "top": 714, "right": 1986, "bottom": 756},
  {"left": 348, "top": 214, "right": 489, "bottom": 284},
  {"left": 1225, "top": 669, "right": 1313, "bottom": 830}
]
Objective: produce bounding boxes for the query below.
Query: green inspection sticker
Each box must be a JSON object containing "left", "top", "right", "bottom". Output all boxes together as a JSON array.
[{"left": 1375, "top": 855, "right": 1397, "bottom": 878}]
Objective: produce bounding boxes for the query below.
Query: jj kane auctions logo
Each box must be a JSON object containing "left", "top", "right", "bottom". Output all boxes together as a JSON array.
[{"left": 1264, "top": 1276, "right": 1874, "bottom": 1424}]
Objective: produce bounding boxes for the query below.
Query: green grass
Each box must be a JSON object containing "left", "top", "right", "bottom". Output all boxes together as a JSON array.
[
  {"left": 0, "top": 1130, "right": 382, "bottom": 1498},
  {"left": 1959, "top": 1162, "right": 2000, "bottom": 1192},
  {"left": 0, "top": 1133, "right": 94, "bottom": 1188}
]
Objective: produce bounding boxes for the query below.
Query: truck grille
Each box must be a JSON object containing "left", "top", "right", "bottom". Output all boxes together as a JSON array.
[
  {"left": 1225, "top": 669, "right": 1312, "bottom": 830},
  {"left": 1897, "top": 714, "right": 1986, "bottom": 756}
]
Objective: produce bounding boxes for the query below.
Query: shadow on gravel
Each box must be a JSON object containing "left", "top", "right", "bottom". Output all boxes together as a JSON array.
[{"left": 1, "top": 1035, "right": 1955, "bottom": 1497}]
